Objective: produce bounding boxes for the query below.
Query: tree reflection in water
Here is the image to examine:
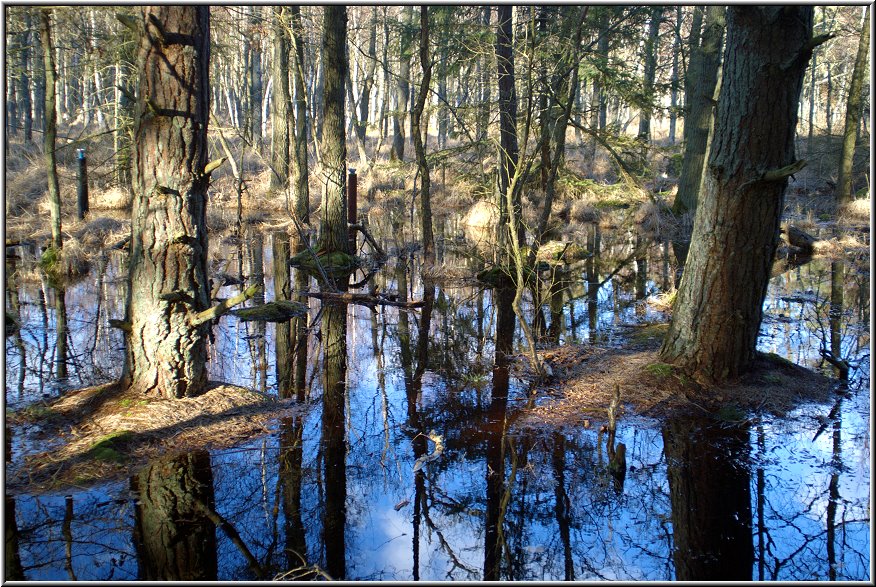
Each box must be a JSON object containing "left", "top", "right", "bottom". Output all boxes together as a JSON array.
[{"left": 663, "top": 415, "right": 753, "bottom": 580}]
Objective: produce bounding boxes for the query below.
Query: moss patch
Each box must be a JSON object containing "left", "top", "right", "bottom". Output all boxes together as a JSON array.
[
  {"left": 87, "top": 430, "right": 134, "bottom": 463},
  {"left": 232, "top": 300, "right": 309, "bottom": 322}
]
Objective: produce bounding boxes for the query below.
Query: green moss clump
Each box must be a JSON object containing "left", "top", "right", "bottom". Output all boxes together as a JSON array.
[
  {"left": 645, "top": 362, "right": 674, "bottom": 378},
  {"left": 87, "top": 430, "right": 134, "bottom": 463},
  {"left": 233, "top": 300, "right": 309, "bottom": 322},
  {"left": 290, "top": 249, "right": 359, "bottom": 281}
]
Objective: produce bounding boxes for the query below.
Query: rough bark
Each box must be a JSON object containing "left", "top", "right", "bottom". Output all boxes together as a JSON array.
[
  {"left": 131, "top": 451, "right": 218, "bottom": 580},
  {"left": 836, "top": 6, "right": 870, "bottom": 206},
  {"left": 270, "top": 7, "right": 291, "bottom": 191},
  {"left": 673, "top": 6, "right": 725, "bottom": 216},
  {"left": 411, "top": 7, "right": 434, "bottom": 264},
  {"left": 124, "top": 6, "right": 212, "bottom": 398},
  {"left": 39, "top": 8, "right": 62, "bottom": 250},
  {"left": 288, "top": 6, "right": 310, "bottom": 223},
  {"left": 659, "top": 7, "right": 814, "bottom": 384},
  {"left": 317, "top": 6, "right": 349, "bottom": 255}
]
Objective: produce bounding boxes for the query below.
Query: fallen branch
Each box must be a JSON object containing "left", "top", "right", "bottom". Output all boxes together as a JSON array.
[
  {"left": 191, "top": 284, "right": 260, "bottom": 326},
  {"left": 298, "top": 290, "right": 425, "bottom": 309},
  {"left": 348, "top": 222, "right": 388, "bottom": 260}
]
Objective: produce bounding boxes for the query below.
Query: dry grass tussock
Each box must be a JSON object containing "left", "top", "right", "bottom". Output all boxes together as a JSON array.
[
  {"left": 514, "top": 340, "right": 835, "bottom": 431},
  {"left": 7, "top": 382, "right": 303, "bottom": 494}
]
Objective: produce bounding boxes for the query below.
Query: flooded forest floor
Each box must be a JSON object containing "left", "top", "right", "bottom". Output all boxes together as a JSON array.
[{"left": 4, "top": 148, "right": 871, "bottom": 580}]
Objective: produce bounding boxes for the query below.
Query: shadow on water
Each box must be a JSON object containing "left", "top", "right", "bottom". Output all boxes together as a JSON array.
[{"left": 4, "top": 223, "right": 870, "bottom": 580}]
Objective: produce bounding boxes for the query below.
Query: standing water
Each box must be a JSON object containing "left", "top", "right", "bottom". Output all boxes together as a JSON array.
[{"left": 4, "top": 225, "right": 870, "bottom": 580}]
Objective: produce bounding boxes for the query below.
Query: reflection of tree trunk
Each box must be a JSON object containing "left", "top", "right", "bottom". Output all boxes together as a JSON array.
[
  {"left": 829, "top": 259, "right": 844, "bottom": 371},
  {"left": 586, "top": 225, "right": 601, "bottom": 343},
  {"left": 274, "top": 232, "right": 294, "bottom": 398},
  {"left": 826, "top": 402, "right": 842, "bottom": 581},
  {"left": 292, "top": 235, "right": 310, "bottom": 400},
  {"left": 5, "top": 495, "right": 24, "bottom": 580},
  {"left": 663, "top": 416, "right": 753, "bottom": 580},
  {"left": 280, "top": 416, "right": 307, "bottom": 569},
  {"left": 321, "top": 295, "right": 348, "bottom": 579},
  {"left": 54, "top": 284, "right": 68, "bottom": 380},
  {"left": 132, "top": 451, "right": 218, "bottom": 580},
  {"left": 249, "top": 231, "right": 267, "bottom": 392},
  {"left": 484, "top": 286, "right": 515, "bottom": 580},
  {"left": 552, "top": 432, "right": 574, "bottom": 580},
  {"left": 635, "top": 234, "right": 647, "bottom": 301}
]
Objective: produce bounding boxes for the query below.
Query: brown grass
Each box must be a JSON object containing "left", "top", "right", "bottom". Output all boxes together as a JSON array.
[{"left": 7, "top": 382, "right": 303, "bottom": 494}]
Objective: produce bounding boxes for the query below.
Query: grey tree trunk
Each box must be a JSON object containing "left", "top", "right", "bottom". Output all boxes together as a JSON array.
[
  {"left": 289, "top": 6, "right": 310, "bottom": 223},
  {"left": 836, "top": 6, "right": 870, "bottom": 206},
  {"left": 659, "top": 7, "right": 815, "bottom": 384},
  {"left": 412, "top": 7, "right": 434, "bottom": 264},
  {"left": 668, "top": 7, "right": 682, "bottom": 145},
  {"left": 391, "top": 7, "right": 414, "bottom": 161},
  {"left": 318, "top": 6, "right": 350, "bottom": 255},
  {"left": 124, "top": 6, "right": 212, "bottom": 398},
  {"left": 39, "top": 8, "right": 62, "bottom": 251},
  {"left": 672, "top": 6, "right": 725, "bottom": 216},
  {"left": 270, "top": 6, "right": 291, "bottom": 191}
]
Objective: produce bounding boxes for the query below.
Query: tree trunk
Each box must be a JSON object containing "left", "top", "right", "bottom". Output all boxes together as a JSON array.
[
  {"left": 659, "top": 7, "right": 814, "bottom": 384},
  {"left": 132, "top": 451, "right": 218, "bottom": 580},
  {"left": 668, "top": 7, "right": 682, "bottom": 145},
  {"left": 836, "top": 6, "right": 869, "bottom": 206},
  {"left": 672, "top": 6, "right": 725, "bottom": 216},
  {"left": 289, "top": 6, "right": 310, "bottom": 224},
  {"left": 269, "top": 7, "right": 291, "bottom": 191},
  {"left": 124, "top": 6, "right": 212, "bottom": 398},
  {"left": 318, "top": 6, "right": 350, "bottom": 255},
  {"left": 637, "top": 6, "right": 662, "bottom": 142},
  {"left": 39, "top": 8, "right": 62, "bottom": 251},
  {"left": 19, "top": 25, "right": 32, "bottom": 143},
  {"left": 412, "top": 7, "right": 434, "bottom": 265},
  {"left": 496, "top": 5, "right": 520, "bottom": 253},
  {"left": 391, "top": 7, "right": 414, "bottom": 161}
]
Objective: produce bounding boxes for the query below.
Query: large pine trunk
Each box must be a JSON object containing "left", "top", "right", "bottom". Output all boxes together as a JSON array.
[
  {"left": 317, "top": 6, "right": 349, "bottom": 255},
  {"left": 659, "top": 7, "right": 813, "bottom": 384},
  {"left": 39, "top": 8, "right": 62, "bottom": 250},
  {"left": 124, "top": 6, "right": 212, "bottom": 398}
]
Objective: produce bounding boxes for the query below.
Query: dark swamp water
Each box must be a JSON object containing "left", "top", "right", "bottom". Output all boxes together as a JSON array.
[{"left": 4, "top": 222, "right": 871, "bottom": 581}]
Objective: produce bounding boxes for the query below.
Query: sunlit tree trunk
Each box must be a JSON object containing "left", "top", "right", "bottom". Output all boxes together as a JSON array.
[
  {"left": 39, "top": 8, "right": 62, "bottom": 251},
  {"left": 270, "top": 7, "right": 290, "bottom": 191},
  {"left": 289, "top": 6, "right": 310, "bottom": 223},
  {"left": 660, "top": 7, "right": 815, "bottom": 384},
  {"left": 836, "top": 6, "right": 870, "bottom": 206},
  {"left": 412, "top": 7, "right": 434, "bottom": 264},
  {"left": 317, "top": 6, "right": 349, "bottom": 255},
  {"left": 496, "top": 5, "right": 520, "bottom": 253},
  {"left": 123, "top": 6, "right": 212, "bottom": 398}
]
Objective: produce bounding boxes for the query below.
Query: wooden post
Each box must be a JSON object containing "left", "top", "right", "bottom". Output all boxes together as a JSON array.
[
  {"left": 76, "top": 148, "right": 89, "bottom": 219},
  {"left": 347, "top": 168, "right": 357, "bottom": 252}
]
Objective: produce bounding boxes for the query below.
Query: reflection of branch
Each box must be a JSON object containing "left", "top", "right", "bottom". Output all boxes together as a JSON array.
[
  {"left": 420, "top": 499, "right": 479, "bottom": 577},
  {"left": 194, "top": 497, "right": 265, "bottom": 579}
]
